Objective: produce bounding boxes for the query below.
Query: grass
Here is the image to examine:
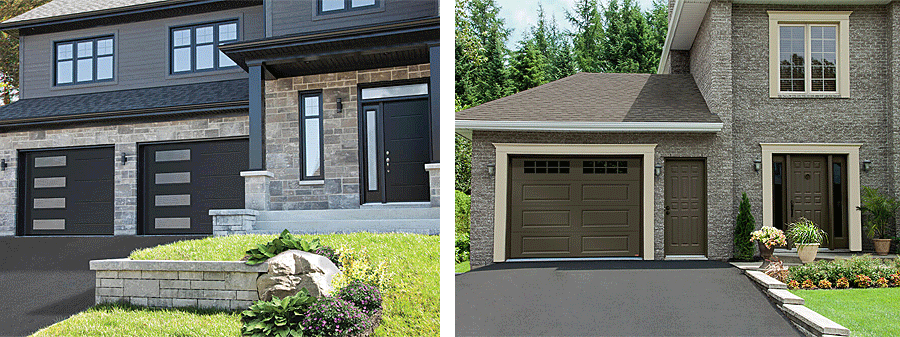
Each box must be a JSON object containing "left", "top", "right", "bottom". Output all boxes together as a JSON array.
[
  {"left": 37, "top": 232, "right": 439, "bottom": 337},
  {"left": 31, "top": 303, "right": 240, "bottom": 337},
  {"left": 791, "top": 288, "right": 900, "bottom": 337},
  {"left": 455, "top": 260, "right": 470, "bottom": 273}
]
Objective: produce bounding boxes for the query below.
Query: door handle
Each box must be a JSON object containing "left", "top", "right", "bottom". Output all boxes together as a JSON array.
[{"left": 791, "top": 200, "right": 794, "bottom": 213}]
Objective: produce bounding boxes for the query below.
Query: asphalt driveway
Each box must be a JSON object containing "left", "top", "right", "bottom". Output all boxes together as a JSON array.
[
  {"left": 0, "top": 236, "right": 204, "bottom": 337},
  {"left": 456, "top": 260, "right": 801, "bottom": 336}
]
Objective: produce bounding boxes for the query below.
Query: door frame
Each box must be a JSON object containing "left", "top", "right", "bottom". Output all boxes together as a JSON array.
[
  {"left": 663, "top": 157, "right": 708, "bottom": 257},
  {"left": 760, "top": 143, "right": 862, "bottom": 251},
  {"left": 491, "top": 143, "right": 657, "bottom": 262},
  {"left": 357, "top": 78, "right": 431, "bottom": 204}
]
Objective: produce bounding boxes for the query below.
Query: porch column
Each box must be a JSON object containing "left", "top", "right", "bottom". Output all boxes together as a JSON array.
[
  {"left": 428, "top": 43, "right": 439, "bottom": 162},
  {"left": 248, "top": 63, "right": 267, "bottom": 171}
]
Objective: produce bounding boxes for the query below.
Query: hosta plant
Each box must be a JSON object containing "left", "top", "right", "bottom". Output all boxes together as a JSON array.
[
  {"left": 245, "top": 229, "right": 323, "bottom": 265},
  {"left": 336, "top": 280, "right": 382, "bottom": 315},
  {"left": 241, "top": 288, "right": 316, "bottom": 337},
  {"left": 750, "top": 226, "right": 787, "bottom": 249},
  {"left": 301, "top": 297, "right": 370, "bottom": 337}
]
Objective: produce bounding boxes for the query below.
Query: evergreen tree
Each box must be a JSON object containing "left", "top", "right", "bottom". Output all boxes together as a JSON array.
[
  {"left": 601, "top": 0, "right": 650, "bottom": 73},
  {"left": 509, "top": 38, "right": 548, "bottom": 92},
  {"left": 455, "top": 0, "right": 510, "bottom": 107},
  {"left": 735, "top": 193, "right": 756, "bottom": 260},
  {"left": 455, "top": 133, "right": 472, "bottom": 194},
  {"left": 568, "top": 0, "right": 604, "bottom": 73},
  {"left": 645, "top": 0, "right": 669, "bottom": 73}
]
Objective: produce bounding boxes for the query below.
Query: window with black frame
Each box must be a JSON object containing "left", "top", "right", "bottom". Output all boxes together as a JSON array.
[
  {"left": 300, "top": 92, "right": 324, "bottom": 180},
  {"left": 318, "top": 0, "right": 378, "bottom": 14},
  {"left": 170, "top": 21, "right": 238, "bottom": 74},
  {"left": 55, "top": 36, "right": 114, "bottom": 85}
]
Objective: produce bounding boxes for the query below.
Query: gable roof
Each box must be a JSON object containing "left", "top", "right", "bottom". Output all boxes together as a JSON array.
[
  {"left": 0, "top": 79, "right": 247, "bottom": 128},
  {"left": 456, "top": 72, "right": 721, "bottom": 133},
  {"left": 4, "top": 0, "right": 166, "bottom": 24}
]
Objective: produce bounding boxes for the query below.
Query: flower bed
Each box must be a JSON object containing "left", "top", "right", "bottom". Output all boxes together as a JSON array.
[{"left": 767, "top": 255, "right": 900, "bottom": 290}]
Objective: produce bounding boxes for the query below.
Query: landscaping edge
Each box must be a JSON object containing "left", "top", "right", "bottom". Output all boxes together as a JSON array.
[{"left": 741, "top": 267, "right": 850, "bottom": 337}]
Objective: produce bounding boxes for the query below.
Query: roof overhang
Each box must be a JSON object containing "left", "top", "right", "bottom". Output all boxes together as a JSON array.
[
  {"left": 455, "top": 120, "right": 724, "bottom": 138},
  {"left": 657, "top": 0, "right": 891, "bottom": 74},
  {"left": 220, "top": 17, "right": 439, "bottom": 79},
  {"left": 0, "top": 101, "right": 246, "bottom": 131}
]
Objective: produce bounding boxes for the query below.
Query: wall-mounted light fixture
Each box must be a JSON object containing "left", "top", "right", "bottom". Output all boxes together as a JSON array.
[
  {"left": 121, "top": 152, "right": 128, "bottom": 165},
  {"left": 863, "top": 160, "right": 872, "bottom": 172},
  {"left": 487, "top": 163, "right": 496, "bottom": 175},
  {"left": 753, "top": 159, "right": 762, "bottom": 172},
  {"left": 1, "top": 159, "right": 7, "bottom": 171},
  {"left": 654, "top": 164, "right": 662, "bottom": 176},
  {"left": 336, "top": 97, "right": 343, "bottom": 114}
]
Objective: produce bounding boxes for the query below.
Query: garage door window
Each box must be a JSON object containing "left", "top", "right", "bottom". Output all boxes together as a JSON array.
[
  {"left": 523, "top": 160, "right": 569, "bottom": 174},
  {"left": 584, "top": 160, "right": 628, "bottom": 174}
]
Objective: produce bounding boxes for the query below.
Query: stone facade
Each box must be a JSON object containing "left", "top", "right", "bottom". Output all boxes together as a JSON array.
[
  {"left": 210, "top": 209, "right": 258, "bottom": 236},
  {"left": 263, "top": 64, "right": 432, "bottom": 211},
  {"left": 0, "top": 114, "right": 249, "bottom": 236}
]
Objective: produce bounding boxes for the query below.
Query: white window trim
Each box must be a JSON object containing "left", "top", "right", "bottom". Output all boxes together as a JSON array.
[{"left": 768, "top": 11, "right": 851, "bottom": 98}]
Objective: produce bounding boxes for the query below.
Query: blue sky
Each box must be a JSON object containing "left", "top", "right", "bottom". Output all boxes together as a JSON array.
[{"left": 495, "top": 0, "right": 659, "bottom": 49}]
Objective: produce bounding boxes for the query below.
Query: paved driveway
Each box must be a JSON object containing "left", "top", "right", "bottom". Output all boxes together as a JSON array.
[
  {"left": 0, "top": 236, "right": 204, "bottom": 337},
  {"left": 456, "top": 260, "right": 801, "bottom": 336}
]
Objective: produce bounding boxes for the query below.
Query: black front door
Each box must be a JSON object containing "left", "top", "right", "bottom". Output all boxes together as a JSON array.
[{"left": 361, "top": 98, "right": 430, "bottom": 203}]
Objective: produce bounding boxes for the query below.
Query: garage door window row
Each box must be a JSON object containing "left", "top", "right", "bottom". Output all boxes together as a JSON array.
[{"left": 523, "top": 160, "right": 570, "bottom": 174}]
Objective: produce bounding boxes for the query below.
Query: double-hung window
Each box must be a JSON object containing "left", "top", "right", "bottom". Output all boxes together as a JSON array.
[
  {"left": 171, "top": 21, "right": 238, "bottom": 74},
  {"left": 55, "top": 36, "right": 114, "bottom": 85},
  {"left": 318, "top": 0, "right": 378, "bottom": 14},
  {"left": 768, "top": 11, "right": 850, "bottom": 97},
  {"left": 300, "top": 92, "right": 324, "bottom": 180}
]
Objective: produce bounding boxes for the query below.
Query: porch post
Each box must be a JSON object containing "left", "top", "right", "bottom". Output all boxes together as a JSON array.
[{"left": 248, "top": 63, "right": 266, "bottom": 171}]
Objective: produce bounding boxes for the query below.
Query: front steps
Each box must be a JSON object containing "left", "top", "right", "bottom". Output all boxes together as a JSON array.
[{"left": 250, "top": 207, "right": 439, "bottom": 235}]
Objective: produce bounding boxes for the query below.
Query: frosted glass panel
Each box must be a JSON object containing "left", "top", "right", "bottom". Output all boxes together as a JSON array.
[
  {"left": 366, "top": 109, "right": 378, "bottom": 191},
  {"left": 97, "top": 56, "right": 113, "bottom": 80},
  {"left": 305, "top": 119, "right": 321, "bottom": 177},
  {"left": 361, "top": 83, "right": 428, "bottom": 99},
  {"left": 304, "top": 96, "right": 320, "bottom": 116},
  {"left": 219, "top": 23, "right": 237, "bottom": 41},
  {"left": 97, "top": 39, "right": 113, "bottom": 55},
  {"left": 173, "top": 29, "right": 191, "bottom": 47},
  {"left": 352, "top": 0, "right": 376, "bottom": 7},
  {"left": 173, "top": 47, "right": 191, "bottom": 72},
  {"left": 77, "top": 58, "right": 92, "bottom": 82},
  {"left": 321, "top": 0, "right": 344, "bottom": 11},
  {"left": 57, "top": 61, "right": 72, "bottom": 84},
  {"left": 77, "top": 42, "right": 92, "bottom": 57},
  {"left": 196, "top": 44, "right": 214, "bottom": 69},
  {"left": 196, "top": 26, "right": 213, "bottom": 44},
  {"left": 57, "top": 44, "right": 72, "bottom": 60}
]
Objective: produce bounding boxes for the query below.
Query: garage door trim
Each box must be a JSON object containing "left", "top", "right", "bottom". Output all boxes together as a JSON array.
[{"left": 492, "top": 143, "right": 657, "bottom": 262}]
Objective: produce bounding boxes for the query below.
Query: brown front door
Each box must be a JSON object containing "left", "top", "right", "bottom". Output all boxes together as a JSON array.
[
  {"left": 789, "top": 155, "right": 828, "bottom": 228},
  {"left": 507, "top": 157, "right": 642, "bottom": 258},
  {"left": 664, "top": 159, "right": 707, "bottom": 256},
  {"left": 775, "top": 154, "right": 848, "bottom": 249}
]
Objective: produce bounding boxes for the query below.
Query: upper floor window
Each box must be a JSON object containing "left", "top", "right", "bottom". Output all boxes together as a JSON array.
[
  {"left": 318, "top": 0, "right": 378, "bottom": 14},
  {"left": 171, "top": 21, "right": 238, "bottom": 74},
  {"left": 768, "top": 11, "right": 850, "bottom": 98},
  {"left": 55, "top": 36, "right": 114, "bottom": 85}
]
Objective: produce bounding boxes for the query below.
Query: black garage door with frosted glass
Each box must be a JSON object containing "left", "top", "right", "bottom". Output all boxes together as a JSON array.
[
  {"left": 140, "top": 138, "right": 248, "bottom": 235},
  {"left": 19, "top": 146, "right": 114, "bottom": 235},
  {"left": 508, "top": 157, "right": 642, "bottom": 258}
]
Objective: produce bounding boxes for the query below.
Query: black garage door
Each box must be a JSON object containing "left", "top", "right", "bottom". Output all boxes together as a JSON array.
[
  {"left": 140, "top": 138, "right": 248, "bottom": 235},
  {"left": 20, "top": 147, "right": 114, "bottom": 235},
  {"left": 508, "top": 157, "right": 642, "bottom": 258}
]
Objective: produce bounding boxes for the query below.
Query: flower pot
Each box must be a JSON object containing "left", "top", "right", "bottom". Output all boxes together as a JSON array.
[
  {"left": 796, "top": 243, "right": 820, "bottom": 263},
  {"left": 758, "top": 242, "right": 775, "bottom": 260},
  {"left": 873, "top": 239, "right": 892, "bottom": 256}
]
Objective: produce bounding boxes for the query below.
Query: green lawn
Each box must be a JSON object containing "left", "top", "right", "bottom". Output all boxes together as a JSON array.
[
  {"left": 34, "top": 233, "right": 438, "bottom": 337},
  {"left": 455, "top": 260, "right": 470, "bottom": 273},
  {"left": 791, "top": 288, "right": 900, "bottom": 337}
]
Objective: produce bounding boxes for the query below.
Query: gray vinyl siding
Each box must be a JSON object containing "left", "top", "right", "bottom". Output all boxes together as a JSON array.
[
  {"left": 268, "top": 0, "right": 437, "bottom": 37},
  {"left": 19, "top": 5, "right": 264, "bottom": 99}
]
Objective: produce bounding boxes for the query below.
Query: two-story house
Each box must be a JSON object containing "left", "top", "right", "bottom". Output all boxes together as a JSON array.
[
  {"left": 0, "top": 0, "right": 439, "bottom": 237},
  {"left": 457, "top": 0, "right": 897, "bottom": 266}
]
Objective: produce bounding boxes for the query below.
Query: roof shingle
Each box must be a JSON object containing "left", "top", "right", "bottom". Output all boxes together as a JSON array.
[{"left": 3, "top": 0, "right": 170, "bottom": 25}]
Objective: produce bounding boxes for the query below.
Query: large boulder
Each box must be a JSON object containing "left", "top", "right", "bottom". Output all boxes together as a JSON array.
[{"left": 257, "top": 250, "right": 340, "bottom": 301}]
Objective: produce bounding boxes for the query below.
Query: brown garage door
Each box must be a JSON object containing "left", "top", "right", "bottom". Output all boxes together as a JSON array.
[{"left": 508, "top": 157, "right": 642, "bottom": 258}]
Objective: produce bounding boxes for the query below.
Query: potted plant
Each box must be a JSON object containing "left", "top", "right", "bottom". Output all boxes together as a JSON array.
[
  {"left": 750, "top": 226, "right": 787, "bottom": 267},
  {"left": 856, "top": 186, "right": 899, "bottom": 255},
  {"left": 785, "top": 217, "right": 827, "bottom": 263}
]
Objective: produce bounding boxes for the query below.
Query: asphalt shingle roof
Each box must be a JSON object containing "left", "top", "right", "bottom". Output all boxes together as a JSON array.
[
  {"left": 0, "top": 79, "right": 247, "bottom": 122},
  {"left": 3, "top": 0, "right": 169, "bottom": 24},
  {"left": 456, "top": 72, "right": 720, "bottom": 124}
]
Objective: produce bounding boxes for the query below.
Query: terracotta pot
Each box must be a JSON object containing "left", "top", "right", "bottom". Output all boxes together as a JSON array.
[
  {"left": 873, "top": 239, "right": 892, "bottom": 256},
  {"left": 796, "top": 243, "right": 820, "bottom": 264}
]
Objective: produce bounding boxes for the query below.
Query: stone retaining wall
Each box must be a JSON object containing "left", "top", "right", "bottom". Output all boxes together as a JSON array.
[{"left": 90, "top": 258, "right": 267, "bottom": 311}]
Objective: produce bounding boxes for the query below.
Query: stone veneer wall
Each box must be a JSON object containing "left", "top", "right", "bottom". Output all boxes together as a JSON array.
[
  {"left": 91, "top": 258, "right": 265, "bottom": 311},
  {"left": 468, "top": 131, "right": 732, "bottom": 267},
  {"left": 264, "top": 64, "right": 431, "bottom": 210},
  {"left": 0, "top": 115, "right": 249, "bottom": 236}
]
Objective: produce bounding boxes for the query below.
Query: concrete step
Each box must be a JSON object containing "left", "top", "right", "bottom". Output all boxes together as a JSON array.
[
  {"left": 251, "top": 218, "right": 439, "bottom": 235},
  {"left": 255, "top": 208, "right": 439, "bottom": 221},
  {"left": 359, "top": 202, "right": 432, "bottom": 209}
]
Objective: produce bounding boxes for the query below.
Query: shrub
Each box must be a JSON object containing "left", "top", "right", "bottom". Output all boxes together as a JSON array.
[
  {"left": 855, "top": 274, "right": 873, "bottom": 288},
  {"left": 876, "top": 277, "right": 890, "bottom": 288},
  {"left": 302, "top": 297, "right": 370, "bottom": 337},
  {"left": 857, "top": 186, "right": 900, "bottom": 239},
  {"left": 456, "top": 233, "right": 470, "bottom": 264},
  {"left": 801, "top": 279, "right": 817, "bottom": 289},
  {"left": 455, "top": 134, "right": 472, "bottom": 194},
  {"left": 734, "top": 193, "right": 756, "bottom": 260},
  {"left": 763, "top": 259, "right": 789, "bottom": 282},
  {"left": 313, "top": 246, "right": 342, "bottom": 269},
  {"left": 786, "top": 217, "right": 827, "bottom": 245},
  {"left": 336, "top": 280, "right": 382, "bottom": 315},
  {"left": 817, "top": 279, "right": 832, "bottom": 289},
  {"left": 455, "top": 190, "right": 471, "bottom": 236},
  {"left": 245, "top": 229, "right": 323, "bottom": 265},
  {"left": 331, "top": 246, "right": 391, "bottom": 292},
  {"left": 241, "top": 288, "right": 316, "bottom": 337},
  {"left": 890, "top": 273, "right": 900, "bottom": 286},
  {"left": 787, "top": 280, "right": 800, "bottom": 289},
  {"left": 835, "top": 277, "right": 850, "bottom": 289}
]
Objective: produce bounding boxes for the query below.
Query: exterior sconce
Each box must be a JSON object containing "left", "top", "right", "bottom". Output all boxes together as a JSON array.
[
  {"left": 1, "top": 159, "right": 6, "bottom": 171},
  {"left": 863, "top": 160, "right": 872, "bottom": 172},
  {"left": 121, "top": 152, "right": 128, "bottom": 165},
  {"left": 487, "top": 163, "right": 496, "bottom": 175},
  {"left": 336, "top": 97, "right": 343, "bottom": 113},
  {"left": 654, "top": 164, "right": 662, "bottom": 176},
  {"left": 753, "top": 159, "right": 762, "bottom": 172}
]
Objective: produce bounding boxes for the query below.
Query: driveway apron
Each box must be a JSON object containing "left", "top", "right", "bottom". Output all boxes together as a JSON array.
[
  {"left": 456, "top": 260, "right": 801, "bottom": 336},
  {"left": 0, "top": 236, "right": 204, "bottom": 337}
]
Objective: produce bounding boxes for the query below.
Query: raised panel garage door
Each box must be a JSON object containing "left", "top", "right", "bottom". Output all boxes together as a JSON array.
[
  {"left": 140, "top": 138, "right": 248, "bottom": 235},
  {"left": 508, "top": 157, "right": 642, "bottom": 258},
  {"left": 20, "top": 147, "right": 114, "bottom": 235}
]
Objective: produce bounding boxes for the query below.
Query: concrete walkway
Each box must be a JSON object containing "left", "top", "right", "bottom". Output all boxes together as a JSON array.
[
  {"left": 456, "top": 260, "right": 801, "bottom": 336},
  {"left": 0, "top": 236, "right": 204, "bottom": 337}
]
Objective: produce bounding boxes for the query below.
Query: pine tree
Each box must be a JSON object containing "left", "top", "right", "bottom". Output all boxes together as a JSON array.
[
  {"left": 455, "top": 0, "right": 510, "bottom": 106},
  {"left": 509, "top": 39, "right": 547, "bottom": 92},
  {"left": 735, "top": 193, "right": 756, "bottom": 260},
  {"left": 568, "top": 0, "right": 604, "bottom": 73}
]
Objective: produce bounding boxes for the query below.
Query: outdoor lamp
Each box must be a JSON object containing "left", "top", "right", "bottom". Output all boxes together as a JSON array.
[
  {"left": 336, "top": 97, "right": 343, "bottom": 113},
  {"left": 654, "top": 164, "right": 662, "bottom": 176},
  {"left": 863, "top": 160, "right": 872, "bottom": 172},
  {"left": 487, "top": 163, "right": 496, "bottom": 175},
  {"left": 753, "top": 159, "right": 762, "bottom": 172}
]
